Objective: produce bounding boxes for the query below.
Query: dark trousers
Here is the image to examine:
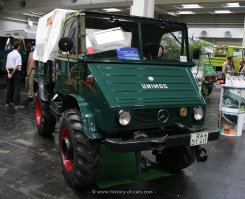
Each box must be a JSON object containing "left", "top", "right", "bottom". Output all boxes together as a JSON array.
[{"left": 6, "top": 70, "right": 21, "bottom": 105}]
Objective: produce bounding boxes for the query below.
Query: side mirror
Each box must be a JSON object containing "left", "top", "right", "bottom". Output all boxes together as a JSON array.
[
  {"left": 193, "top": 48, "right": 201, "bottom": 59},
  {"left": 58, "top": 37, "right": 73, "bottom": 52}
]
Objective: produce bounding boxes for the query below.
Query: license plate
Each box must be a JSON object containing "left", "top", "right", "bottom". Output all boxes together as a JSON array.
[{"left": 190, "top": 131, "right": 209, "bottom": 146}]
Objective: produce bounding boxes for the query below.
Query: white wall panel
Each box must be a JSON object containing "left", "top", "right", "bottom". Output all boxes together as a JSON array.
[
  {"left": 189, "top": 27, "right": 244, "bottom": 39},
  {"left": 0, "top": 19, "right": 28, "bottom": 31}
]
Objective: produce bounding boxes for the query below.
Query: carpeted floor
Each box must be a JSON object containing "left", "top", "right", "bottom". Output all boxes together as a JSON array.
[{"left": 97, "top": 147, "right": 171, "bottom": 188}]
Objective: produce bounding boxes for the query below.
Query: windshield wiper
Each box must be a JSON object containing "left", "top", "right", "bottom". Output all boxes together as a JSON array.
[{"left": 161, "top": 22, "right": 181, "bottom": 45}]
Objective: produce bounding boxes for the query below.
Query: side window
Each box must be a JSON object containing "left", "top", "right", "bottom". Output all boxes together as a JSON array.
[
  {"left": 63, "top": 19, "right": 78, "bottom": 54},
  {"left": 25, "top": 39, "right": 35, "bottom": 51},
  {"left": 160, "top": 32, "right": 182, "bottom": 61},
  {"left": 4, "top": 38, "right": 12, "bottom": 50},
  {"left": 0, "top": 37, "right": 8, "bottom": 49},
  {"left": 20, "top": 40, "right": 25, "bottom": 51}
]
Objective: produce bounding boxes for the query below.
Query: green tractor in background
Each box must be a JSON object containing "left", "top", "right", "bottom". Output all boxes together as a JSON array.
[
  {"left": 202, "top": 54, "right": 218, "bottom": 98},
  {"left": 190, "top": 40, "right": 217, "bottom": 99}
]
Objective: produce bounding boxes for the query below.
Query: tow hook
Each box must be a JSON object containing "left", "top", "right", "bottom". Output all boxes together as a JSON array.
[{"left": 195, "top": 146, "right": 208, "bottom": 162}]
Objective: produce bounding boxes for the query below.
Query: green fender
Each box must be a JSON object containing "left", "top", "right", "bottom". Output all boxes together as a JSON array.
[{"left": 65, "top": 94, "right": 102, "bottom": 139}]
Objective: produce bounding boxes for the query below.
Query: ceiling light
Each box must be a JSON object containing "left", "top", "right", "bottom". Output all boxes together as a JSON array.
[
  {"left": 214, "top": 10, "right": 232, "bottom": 14},
  {"left": 178, "top": 11, "right": 195, "bottom": 14},
  {"left": 182, "top": 4, "right": 202, "bottom": 9},
  {"left": 166, "top": 12, "right": 178, "bottom": 16},
  {"left": 102, "top": 8, "right": 122, "bottom": 12},
  {"left": 28, "top": 19, "right": 33, "bottom": 27},
  {"left": 226, "top": 3, "right": 240, "bottom": 7},
  {"left": 30, "top": 12, "right": 46, "bottom": 16},
  {"left": 22, "top": 13, "right": 43, "bottom": 17},
  {"left": 22, "top": 12, "right": 45, "bottom": 17}
]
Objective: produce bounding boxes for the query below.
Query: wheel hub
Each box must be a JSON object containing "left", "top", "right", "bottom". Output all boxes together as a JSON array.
[
  {"left": 35, "top": 98, "right": 41, "bottom": 126},
  {"left": 60, "top": 128, "right": 74, "bottom": 172},
  {"left": 61, "top": 137, "right": 73, "bottom": 160}
]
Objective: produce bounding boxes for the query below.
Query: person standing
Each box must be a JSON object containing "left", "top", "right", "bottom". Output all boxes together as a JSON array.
[
  {"left": 3, "top": 37, "right": 14, "bottom": 69},
  {"left": 5, "top": 40, "right": 23, "bottom": 109},
  {"left": 3, "top": 37, "right": 14, "bottom": 99},
  {"left": 26, "top": 52, "right": 35, "bottom": 101},
  {"left": 222, "top": 56, "right": 235, "bottom": 75},
  {"left": 238, "top": 59, "right": 245, "bottom": 73}
]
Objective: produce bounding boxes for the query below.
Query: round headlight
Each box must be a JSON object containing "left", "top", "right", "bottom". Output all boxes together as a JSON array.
[
  {"left": 193, "top": 107, "right": 204, "bottom": 121},
  {"left": 180, "top": 107, "right": 188, "bottom": 117},
  {"left": 118, "top": 110, "right": 131, "bottom": 126}
]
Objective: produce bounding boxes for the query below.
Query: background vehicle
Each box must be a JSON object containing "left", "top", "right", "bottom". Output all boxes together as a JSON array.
[
  {"left": 222, "top": 88, "right": 245, "bottom": 108},
  {"left": 0, "top": 36, "right": 35, "bottom": 79},
  {"left": 202, "top": 53, "right": 218, "bottom": 98},
  {"left": 190, "top": 40, "right": 217, "bottom": 98},
  {"left": 34, "top": 9, "right": 219, "bottom": 188},
  {"left": 207, "top": 45, "right": 245, "bottom": 72},
  {"left": 191, "top": 62, "right": 217, "bottom": 99}
]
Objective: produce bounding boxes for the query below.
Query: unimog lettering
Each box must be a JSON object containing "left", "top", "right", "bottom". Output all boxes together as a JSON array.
[
  {"left": 34, "top": 9, "right": 219, "bottom": 188},
  {"left": 141, "top": 83, "right": 168, "bottom": 89}
]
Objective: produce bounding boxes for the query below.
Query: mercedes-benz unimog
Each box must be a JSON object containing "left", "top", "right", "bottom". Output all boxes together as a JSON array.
[{"left": 34, "top": 9, "right": 219, "bottom": 188}]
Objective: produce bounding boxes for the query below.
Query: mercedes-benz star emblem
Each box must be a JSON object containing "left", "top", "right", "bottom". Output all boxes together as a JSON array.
[
  {"left": 157, "top": 109, "right": 169, "bottom": 123},
  {"left": 148, "top": 76, "right": 154, "bottom": 81}
]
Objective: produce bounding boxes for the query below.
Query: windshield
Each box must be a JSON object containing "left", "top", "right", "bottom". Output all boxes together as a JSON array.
[
  {"left": 141, "top": 22, "right": 186, "bottom": 62},
  {"left": 84, "top": 15, "right": 188, "bottom": 62},
  {"left": 213, "top": 47, "right": 227, "bottom": 57}
]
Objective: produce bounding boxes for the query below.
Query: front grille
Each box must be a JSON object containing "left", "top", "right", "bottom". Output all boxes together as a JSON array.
[{"left": 132, "top": 108, "right": 176, "bottom": 126}]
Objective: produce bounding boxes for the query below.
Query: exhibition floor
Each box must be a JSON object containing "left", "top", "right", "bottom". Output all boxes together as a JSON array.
[{"left": 0, "top": 84, "right": 245, "bottom": 199}]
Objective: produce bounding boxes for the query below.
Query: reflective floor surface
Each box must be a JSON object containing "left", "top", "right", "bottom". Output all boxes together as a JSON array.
[{"left": 0, "top": 83, "right": 244, "bottom": 199}]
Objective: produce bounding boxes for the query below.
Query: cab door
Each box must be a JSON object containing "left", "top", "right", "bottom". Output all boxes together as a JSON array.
[{"left": 54, "top": 17, "right": 80, "bottom": 95}]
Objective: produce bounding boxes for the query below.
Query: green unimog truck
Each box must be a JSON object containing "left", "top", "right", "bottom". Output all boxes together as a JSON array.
[{"left": 34, "top": 9, "right": 219, "bottom": 188}]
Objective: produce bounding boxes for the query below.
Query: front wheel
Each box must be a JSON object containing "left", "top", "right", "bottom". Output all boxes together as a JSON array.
[
  {"left": 59, "top": 109, "right": 100, "bottom": 188},
  {"left": 153, "top": 146, "right": 196, "bottom": 172}
]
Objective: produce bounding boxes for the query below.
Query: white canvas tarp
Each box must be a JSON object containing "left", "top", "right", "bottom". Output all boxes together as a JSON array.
[{"left": 33, "top": 9, "right": 77, "bottom": 62}]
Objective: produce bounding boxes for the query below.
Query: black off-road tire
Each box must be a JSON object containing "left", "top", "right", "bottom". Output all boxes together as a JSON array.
[
  {"left": 154, "top": 146, "right": 196, "bottom": 172},
  {"left": 59, "top": 109, "right": 100, "bottom": 188},
  {"left": 35, "top": 93, "right": 56, "bottom": 138}
]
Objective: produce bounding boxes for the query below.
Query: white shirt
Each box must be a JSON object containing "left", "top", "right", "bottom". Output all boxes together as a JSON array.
[{"left": 6, "top": 49, "right": 22, "bottom": 71}]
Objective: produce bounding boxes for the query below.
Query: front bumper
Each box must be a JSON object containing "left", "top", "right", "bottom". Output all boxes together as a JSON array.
[{"left": 105, "top": 128, "right": 219, "bottom": 153}]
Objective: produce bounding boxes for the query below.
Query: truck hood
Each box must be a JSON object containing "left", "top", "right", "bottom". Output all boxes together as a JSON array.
[{"left": 87, "top": 62, "right": 204, "bottom": 107}]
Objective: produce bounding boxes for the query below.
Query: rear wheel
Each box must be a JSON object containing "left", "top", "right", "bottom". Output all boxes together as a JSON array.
[
  {"left": 35, "top": 93, "right": 56, "bottom": 138},
  {"left": 59, "top": 109, "right": 100, "bottom": 188},
  {"left": 153, "top": 146, "right": 196, "bottom": 172}
]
